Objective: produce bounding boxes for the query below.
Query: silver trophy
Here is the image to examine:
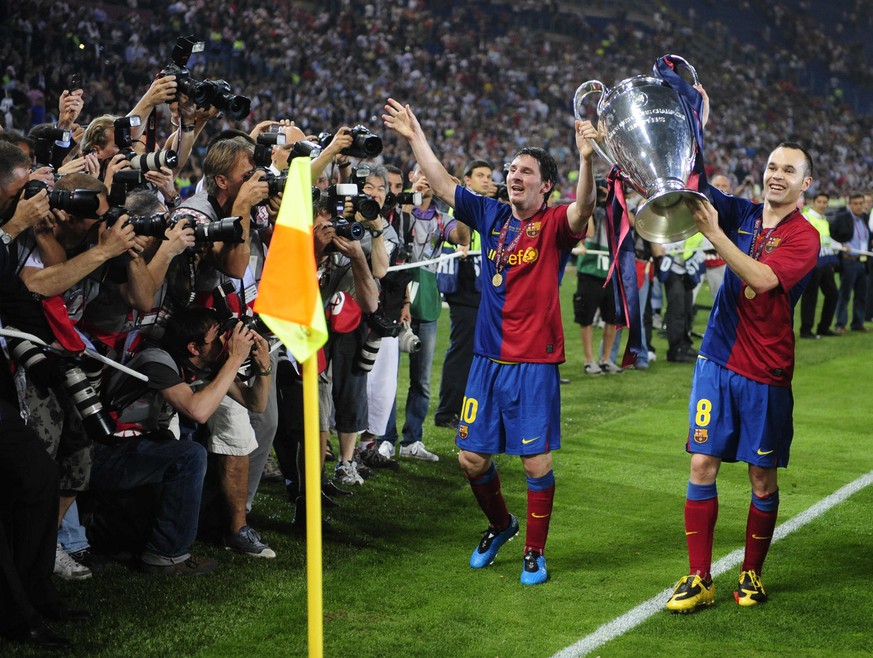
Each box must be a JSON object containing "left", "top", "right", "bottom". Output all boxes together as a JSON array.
[{"left": 574, "top": 56, "right": 706, "bottom": 243}]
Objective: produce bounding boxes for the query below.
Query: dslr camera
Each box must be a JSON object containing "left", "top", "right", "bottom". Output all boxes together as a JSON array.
[
  {"left": 160, "top": 36, "right": 251, "bottom": 120},
  {"left": 113, "top": 116, "right": 179, "bottom": 172},
  {"left": 23, "top": 180, "right": 101, "bottom": 216},
  {"left": 172, "top": 213, "right": 244, "bottom": 244},
  {"left": 317, "top": 125, "right": 383, "bottom": 159}
]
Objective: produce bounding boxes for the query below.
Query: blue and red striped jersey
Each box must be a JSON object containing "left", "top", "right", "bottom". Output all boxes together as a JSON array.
[{"left": 454, "top": 186, "right": 584, "bottom": 364}]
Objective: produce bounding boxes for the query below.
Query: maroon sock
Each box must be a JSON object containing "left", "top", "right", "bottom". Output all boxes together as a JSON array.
[
  {"left": 468, "top": 465, "right": 510, "bottom": 531},
  {"left": 524, "top": 484, "right": 555, "bottom": 554},
  {"left": 685, "top": 497, "right": 718, "bottom": 581},
  {"left": 743, "top": 501, "right": 778, "bottom": 574}
]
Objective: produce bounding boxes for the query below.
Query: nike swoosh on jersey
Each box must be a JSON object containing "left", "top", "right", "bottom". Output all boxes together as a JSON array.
[
  {"left": 521, "top": 437, "right": 540, "bottom": 445},
  {"left": 738, "top": 229, "right": 753, "bottom": 235},
  {"left": 757, "top": 448, "right": 775, "bottom": 455},
  {"left": 531, "top": 513, "right": 550, "bottom": 518},
  {"left": 685, "top": 531, "right": 699, "bottom": 536},
  {"left": 751, "top": 534, "right": 771, "bottom": 540}
]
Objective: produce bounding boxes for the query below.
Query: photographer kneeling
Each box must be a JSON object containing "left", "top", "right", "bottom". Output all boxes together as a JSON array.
[{"left": 89, "top": 306, "right": 271, "bottom": 575}]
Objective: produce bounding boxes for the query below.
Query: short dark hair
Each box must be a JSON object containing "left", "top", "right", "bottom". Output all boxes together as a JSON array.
[
  {"left": 513, "top": 147, "right": 557, "bottom": 199},
  {"left": 0, "top": 142, "right": 31, "bottom": 186},
  {"left": 163, "top": 306, "right": 221, "bottom": 361},
  {"left": 463, "top": 159, "right": 493, "bottom": 178},
  {"left": 774, "top": 141, "right": 814, "bottom": 178},
  {"left": 384, "top": 164, "right": 403, "bottom": 179},
  {"left": 813, "top": 192, "right": 829, "bottom": 201}
]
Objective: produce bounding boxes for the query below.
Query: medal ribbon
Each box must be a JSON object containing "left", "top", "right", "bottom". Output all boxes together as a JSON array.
[{"left": 493, "top": 213, "right": 533, "bottom": 276}]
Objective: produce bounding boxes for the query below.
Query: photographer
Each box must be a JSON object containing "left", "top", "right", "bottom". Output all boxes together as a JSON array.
[
  {"left": 314, "top": 196, "right": 379, "bottom": 486},
  {"left": 165, "top": 134, "right": 278, "bottom": 557},
  {"left": 379, "top": 164, "right": 469, "bottom": 464},
  {"left": 90, "top": 306, "right": 270, "bottom": 574}
]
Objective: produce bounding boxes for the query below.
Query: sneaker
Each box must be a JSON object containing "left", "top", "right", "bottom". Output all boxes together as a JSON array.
[
  {"left": 599, "top": 360, "right": 624, "bottom": 374},
  {"left": 68, "top": 548, "right": 116, "bottom": 572},
  {"left": 353, "top": 459, "right": 374, "bottom": 479},
  {"left": 54, "top": 543, "right": 92, "bottom": 580},
  {"left": 224, "top": 525, "right": 276, "bottom": 558},
  {"left": 356, "top": 445, "right": 399, "bottom": 470},
  {"left": 520, "top": 549, "right": 549, "bottom": 585},
  {"left": 584, "top": 361, "right": 602, "bottom": 375},
  {"left": 399, "top": 440, "right": 439, "bottom": 462},
  {"left": 834, "top": 326, "right": 848, "bottom": 335},
  {"left": 648, "top": 350, "right": 658, "bottom": 362},
  {"left": 334, "top": 460, "right": 364, "bottom": 486},
  {"left": 139, "top": 555, "right": 218, "bottom": 576},
  {"left": 734, "top": 569, "right": 767, "bottom": 607},
  {"left": 665, "top": 574, "right": 715, "bottom": 612},
  {"left": 470, "top": 514, "right": 519, "bottom": 568},
  {"left": 377, "top": 441, "right": 395, "bottom": 459}
]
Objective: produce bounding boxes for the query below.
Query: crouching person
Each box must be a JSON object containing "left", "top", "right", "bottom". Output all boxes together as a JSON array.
[{"left": 89, "top": 306, "right": 271, "bottom": 574}]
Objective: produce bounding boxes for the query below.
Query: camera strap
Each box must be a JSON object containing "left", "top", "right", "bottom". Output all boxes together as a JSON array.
[{"left": 145, "top": 111, "right": 157, "bottom": 153}]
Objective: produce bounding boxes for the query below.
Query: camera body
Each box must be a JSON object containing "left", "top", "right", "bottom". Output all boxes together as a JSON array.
[
  {"left": 317, "top": 125, "right": 383, "bottom": 159},
  {"left": 113, "top": 115, "right": 142, "bottom": 151}
]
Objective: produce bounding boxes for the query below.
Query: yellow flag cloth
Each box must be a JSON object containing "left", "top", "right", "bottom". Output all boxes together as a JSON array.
[{"left": 254, "top": 158, "right": 327, "bottom": 362}]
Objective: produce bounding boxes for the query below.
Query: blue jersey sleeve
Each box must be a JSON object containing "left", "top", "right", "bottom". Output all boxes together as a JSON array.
[{"left": 708, "top": 185, "right": 759, "bottom": 234}]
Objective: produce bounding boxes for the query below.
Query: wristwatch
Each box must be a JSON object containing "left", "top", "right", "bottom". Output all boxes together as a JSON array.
[{"left": 0, "top": 226, "right": 13, "bottom": 245}]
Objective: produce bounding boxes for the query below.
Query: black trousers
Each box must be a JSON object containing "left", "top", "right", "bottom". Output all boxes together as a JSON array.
[
  {"left": 800, "top": 265, "right": 838, "bottom": 335},
  {"left": 435, "top": 303, "right": 477, "bottom": 423},
  {"left": 0, "top": 418, "right": 61, "bottom": 633}
]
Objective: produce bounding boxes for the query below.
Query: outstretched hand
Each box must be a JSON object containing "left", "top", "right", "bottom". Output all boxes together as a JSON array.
[{"left": 382, "top": 98, "right": 420, "bottom": 140}]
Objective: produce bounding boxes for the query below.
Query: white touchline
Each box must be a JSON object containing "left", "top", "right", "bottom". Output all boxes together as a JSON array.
[{"left": 551, "top": 471, "right": 873, "bottom": 658}]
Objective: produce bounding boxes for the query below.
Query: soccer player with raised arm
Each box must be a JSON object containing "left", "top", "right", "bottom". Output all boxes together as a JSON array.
[
  {"left": 666, "top": 140, "right": 820, "bottom": 612},
  {"left": 383, "top": 98, "right": 596, "bottom": 584}
]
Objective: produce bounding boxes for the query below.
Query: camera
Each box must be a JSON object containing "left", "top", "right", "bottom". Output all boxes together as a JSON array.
[
  {"left": 128, "top": 149, "right": 179, "bottom": 172},
  {"left": 330, "top": 217, "right": 365, "bottom": 241},
  {"left": 6, "top": 336, "right": 115, "bottom": 439},
  {"left": 161, "top": 36, "right": 251, "bottom": 120},
  {"left": 317, "top": 125, "right": 383, "bottom": 159},
  {"left": 173, "top": 214, "right": 244, "bottom": 244},
  {"left": 356, "top": 333, "right": 382, "bottom": 373},
  {"left": 398, "top": 323, "right": 421, "bottom": 353},
  {"left": 355, "top": 310, "right": 402, "bottom": 372},
  {"left": 107, "top": 169, "right": 146, "bottom": 207},
  {"left": 495, "top": 183, "right": 509, "bottom": 201},
  {"left": 103, "top": 208, "right": 168, "bottom": 237},
  {"left": 23, "top": 180, "right": 101, "bottom": 216},
  {"left": 327, "top": 180, "right": 380, "bottom": 221},
  {"left": 31, "top": 126, "right": 71, "bottom": 168},
  {"left": 253, "top": 132, "right": 285, "bottom": 168},
  {"left": 384, "top": 190, "right": 422, "bottom": 209},
  {"left": 113, "top": 115, "right": 142, "bottom": 150}
]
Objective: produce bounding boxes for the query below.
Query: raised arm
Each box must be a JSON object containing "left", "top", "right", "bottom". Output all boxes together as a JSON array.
[
  {"left": 382, "top": 99, "right": 458, "bottom": 208},
  {"left": 565, "top": 120, "right": 597, "bottom": 234}
]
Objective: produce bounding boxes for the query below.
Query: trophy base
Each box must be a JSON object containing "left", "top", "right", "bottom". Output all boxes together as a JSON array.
[{"left": 634, "top": 189, "right": 708, "bottom": 244}]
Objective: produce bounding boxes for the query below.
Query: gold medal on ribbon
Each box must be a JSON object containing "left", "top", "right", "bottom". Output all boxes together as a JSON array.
[
  {"left": 744, "top": 286, "right": 756, "bottom": 300},
  {"left": 492, "top": 273, "right": 503, "bottom": 287}
]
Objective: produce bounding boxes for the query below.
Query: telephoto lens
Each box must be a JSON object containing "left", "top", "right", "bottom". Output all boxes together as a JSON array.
[{"left": 356, "top": 334, "right": 382, "bottom": 372}]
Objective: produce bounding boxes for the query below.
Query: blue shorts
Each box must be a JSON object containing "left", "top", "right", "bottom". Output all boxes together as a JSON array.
[
  {"left": 686, "top": 358, "right": 794, "bottom": 467},
  {"left": 455, "top": 356, "right": 561, "bottom": 456}
]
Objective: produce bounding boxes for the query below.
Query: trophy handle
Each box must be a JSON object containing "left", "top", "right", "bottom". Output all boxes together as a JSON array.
[
  {"left": 573, "top": 81, "right": 617, "bottom": 167},
  {"left": 664, "top": 54, "right": 699, "bottom": 86}
]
